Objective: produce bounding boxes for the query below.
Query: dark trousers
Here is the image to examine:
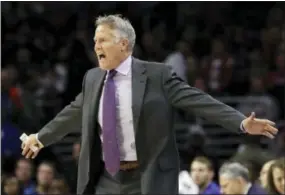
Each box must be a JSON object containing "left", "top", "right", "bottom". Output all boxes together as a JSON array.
[{"left": 95, "top": 168, "right": 141, "bottom": 194}]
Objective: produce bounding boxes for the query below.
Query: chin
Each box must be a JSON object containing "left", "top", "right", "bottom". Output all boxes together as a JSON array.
[{"left": 99, "top": 64, "right": 112, "bottom": 70}]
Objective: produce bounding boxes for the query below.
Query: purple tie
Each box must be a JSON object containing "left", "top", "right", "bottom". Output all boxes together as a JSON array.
[{"left": 102, "top": 70, "right": 120, "bottom": 175}]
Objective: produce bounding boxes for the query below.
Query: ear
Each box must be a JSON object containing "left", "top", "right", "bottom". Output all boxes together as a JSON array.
[
  {"left": 237, "top": 176, "right": 244, "bottom": 185},
  {"left": 120, "top": 39, "right": 129, "bottom": 51}
]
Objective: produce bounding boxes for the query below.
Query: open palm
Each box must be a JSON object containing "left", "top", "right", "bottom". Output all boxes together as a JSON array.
[{"left": 242, "top": 112, "right": 278, "bottom": 139}]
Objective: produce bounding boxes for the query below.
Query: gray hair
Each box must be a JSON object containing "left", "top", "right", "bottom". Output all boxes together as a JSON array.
[
  {"left": 95, "top": 14, "right": 136, "bottom": 51},
  {"left": 219, "top": 162, "right": 250, "bottom": 182}
]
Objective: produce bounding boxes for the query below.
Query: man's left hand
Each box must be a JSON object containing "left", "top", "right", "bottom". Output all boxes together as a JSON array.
[{"left": 242, "top": 112, "right": 278, "bottom": 139}]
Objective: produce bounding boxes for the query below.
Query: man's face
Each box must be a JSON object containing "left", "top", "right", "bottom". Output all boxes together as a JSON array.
[
  {"left": 37, "top": 164, "right": 54, "bottom": 186},
  {"left": 219, "top": 175, "right": 243, "bottom": 195},
  {"left": 190, "top": 161, "right": 211, "bottom": 187},
  {"left": 15, "top": 160, "right": 32, "bottom": 182},
  {"left": 94, "top": 24, "right": 128, "bottom": 70}
]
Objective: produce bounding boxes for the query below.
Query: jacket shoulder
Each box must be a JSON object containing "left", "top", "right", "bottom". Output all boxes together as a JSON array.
[{"left": 134, "top": 58, "right": 169, "bottom": 73}]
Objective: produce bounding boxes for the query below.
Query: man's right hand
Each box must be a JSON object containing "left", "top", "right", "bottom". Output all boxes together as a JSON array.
[{"left": 21, "top": 134, "right": 44, "bottom": 159}]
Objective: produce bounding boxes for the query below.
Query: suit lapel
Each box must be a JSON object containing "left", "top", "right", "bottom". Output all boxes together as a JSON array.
[
  {"left": 131, "top": 58, "right": 147, "bottom": 134},
  {"left": 88, "top": 69, "right": 106, "bottom": 136}
]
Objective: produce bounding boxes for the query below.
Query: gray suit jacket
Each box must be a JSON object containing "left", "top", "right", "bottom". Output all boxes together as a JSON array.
[{"left": 37, "top": 57, "right": 246, "bottom": 194}]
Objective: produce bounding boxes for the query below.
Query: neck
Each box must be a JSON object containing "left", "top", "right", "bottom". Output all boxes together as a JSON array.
[
  {"left": 200, "top": 180, "right": 211, "bottom": 192},
  {"left": 243, "top": 182, "right": 252, "bottom": 195},
  {"left": 112, "top": 53, "right": 131, "bottom": 69}
]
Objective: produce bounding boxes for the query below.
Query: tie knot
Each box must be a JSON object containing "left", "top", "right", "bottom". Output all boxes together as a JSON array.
[{"left": 108, "top": 70, "right": 117, "bottom": 79}]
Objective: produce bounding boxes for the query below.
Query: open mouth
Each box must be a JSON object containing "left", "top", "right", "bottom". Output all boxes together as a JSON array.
[{"left": 98, "top": 54, "right": 106, "bottom": 60}]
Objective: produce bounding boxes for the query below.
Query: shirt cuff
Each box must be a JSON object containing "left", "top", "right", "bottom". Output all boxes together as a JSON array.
[
  {"left": 35, "top": 133, "right": 44, "bottom": 148},
  {"left": 240, "top": 122, "right": 247, "bottom": 133}
]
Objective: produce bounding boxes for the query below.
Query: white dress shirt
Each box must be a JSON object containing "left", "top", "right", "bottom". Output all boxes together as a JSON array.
[
  {"left": 178, "top": 170, "right": 199, "bottom": 194},
  {"left": 98, "top": 55, "right": 137, "bottom": 161}
]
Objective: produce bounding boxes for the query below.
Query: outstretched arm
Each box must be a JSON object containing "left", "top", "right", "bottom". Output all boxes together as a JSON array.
[
  {"left": 162, "top": 66, "right": 278, "bottom": 138},
  {"left": 37, "top": 92, "right": 83, "bottom": 146},
  {"left": 22, "top": 72, "right": 88, "bottom": 158},
  {"left": 162, "top": 66, "right": 245, "bottom": 132}
]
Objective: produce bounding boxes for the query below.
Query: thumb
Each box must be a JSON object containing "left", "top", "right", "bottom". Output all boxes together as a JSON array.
[{"left": 249, "top": 112, "right": 255, "bottom": 120}]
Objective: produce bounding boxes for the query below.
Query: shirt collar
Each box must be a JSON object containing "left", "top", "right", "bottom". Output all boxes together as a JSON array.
[{"left": 114, "top": 55, "right": 132, "bottom": 76}]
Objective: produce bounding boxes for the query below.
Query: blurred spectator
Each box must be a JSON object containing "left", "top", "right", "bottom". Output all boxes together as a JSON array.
[
  {"left": 200, "top": 38, "right": 234, "bottom": 95},
  {"left": 231, "top": 135, "right": 275, "bottom": 183},
  {"left": 36, "top": 162, "right": 55, "bottom": 195},
  {"left": 190, "top": 156, "right": 220, "bottom": 194},
  {"left": 36, "top": 70, "right": 62, "bottom": 123},
  {"left": 249, "top": 48, "right": 268, "bottom": 79},
  {"left": 1, "top": 65, "right": 43, "bottom": 132},
  {"left": 1, "top": 66, "right": 41, "bottom": 158},
  {"left": 48, "top": 178, "right": 70, "bottom": 195},
  {"left": 219, "top": 162, "right": 267, "bottom": 195},
  {"left": 1, "top": 176, "right": 23, "bottom": 195},
  {"left": 259, "top": 160, "right": 275, "bottom": 190},
  {"left": 266, "top": 157, "right": 285, "bottom": 195},
  {"left": 237, "top": 76, "right": 279, "bottom": 120},
  {"left": 15, "top": 158, "right": 37, "bottom": 195},
  {"left": 194, "top": 77, "right": 208, "bottom": 92},
  {"left": 165, "top": 40, "right": 198, "bottom": 83}
]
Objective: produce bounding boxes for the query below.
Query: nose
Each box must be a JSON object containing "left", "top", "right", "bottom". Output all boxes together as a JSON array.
[{"left": 95, "top": 42, "right": 101, "bottom": 51}]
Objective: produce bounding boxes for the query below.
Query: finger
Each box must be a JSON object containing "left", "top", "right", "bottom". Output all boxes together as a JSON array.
[
  {"left": 265, "top": 125, "right": 278, "bottom": 135},
  {"left": 263, "top": 131, "right": 274, "bottom": 139},
  {"left": 265, "top": 120, "right": 276, "bottom": 126},
  {"left": 32, "top": 149, "right": 39, "bottom": 159},
  {"left": 30, "top": 145, "right": 39, "bottom": 152},
  {"left": 21, "top": 142, "right": 25, "bottom": 149},
  {"left": 25, "top": 150, "right": 34, "bottom": 159},
  {"left": 249, "top": 112, "right": 255, "bottom": 120},
  {"left": 254, "top": 118, "right": 276, "bottom": 126},
  {"left": 22, "top": 143, "right": 31, "bottom": 156}
]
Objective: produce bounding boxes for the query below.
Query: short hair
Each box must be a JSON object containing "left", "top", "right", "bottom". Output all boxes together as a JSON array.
[
  {"left": 38, "top": 161, "right": 56, "bottom": 173},
  {"left": 219, "top": 162, "right": 250, "bottom": 182},
  {"left": 192, "top": 156, "right": 214, "bottom": 171},
  {"left": 95, "top": 14, "right": 136, "bottom": 51},
  {"left": 16, "top": 158, "right": 34, "bottom": 171},
  {"left": 17, "top": 158, "right": 33, "bottom": 166}
]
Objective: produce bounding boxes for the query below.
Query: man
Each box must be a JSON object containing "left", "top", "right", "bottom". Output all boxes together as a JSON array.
[
  {"left": 36, "top": 161, "right": 55, "bottom": 195},
  {"left": 22, "top": 14, "right": 278, "bottom": 195},
  {"left": 219, "top": 162, "right": 267, "bottom": 195},
  {"left": 190, "top": 156, "right": 220, "bottom": 194},
  {"left": 15, "top": 158, "right": 37, "bottom": 195}
]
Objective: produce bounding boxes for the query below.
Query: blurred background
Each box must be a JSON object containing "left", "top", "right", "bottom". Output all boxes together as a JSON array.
[{"left": 1, "top": 2, "right": 284, "bottom": 195}]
